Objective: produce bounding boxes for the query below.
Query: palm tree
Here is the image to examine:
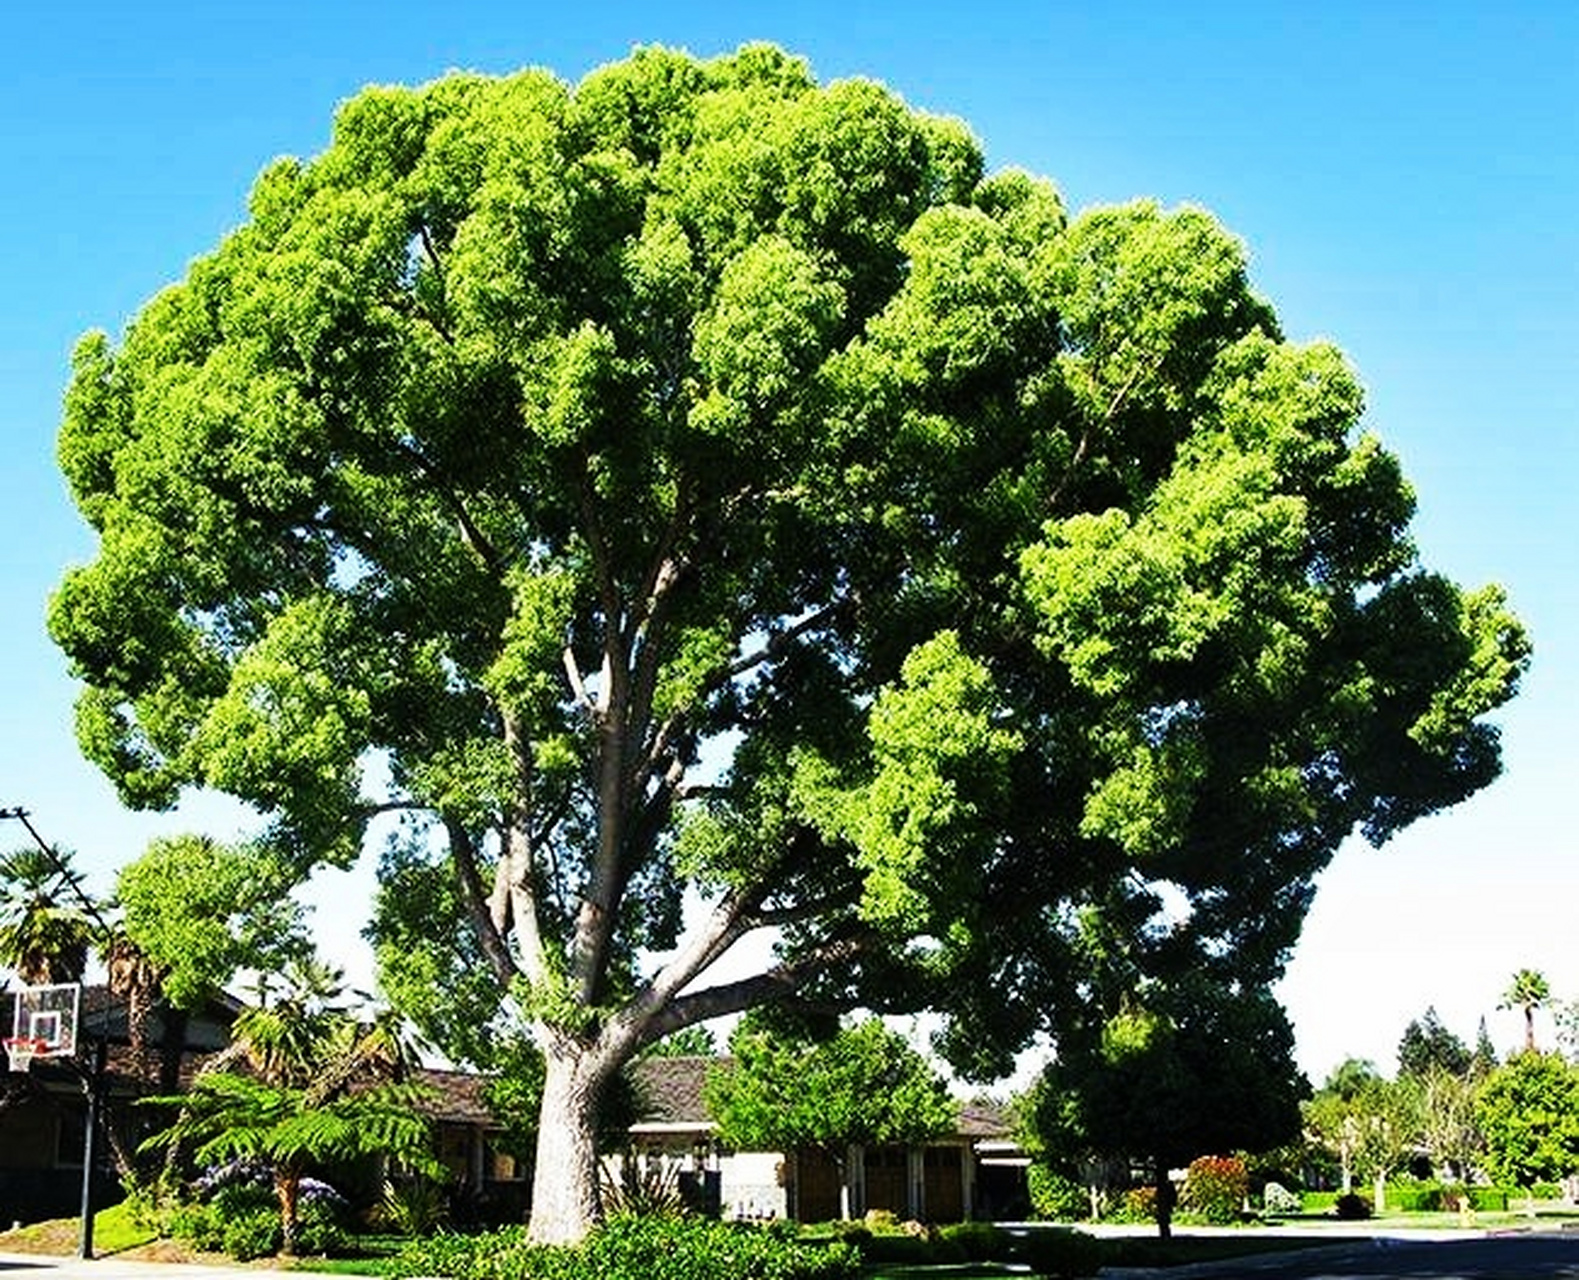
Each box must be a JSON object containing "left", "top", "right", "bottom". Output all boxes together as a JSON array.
[
  {"left": 144, "top": 960, "right": 437, "bottom": 1255},
  {"left": 1499, "top": 967, "right": 1551, "bottom": 1053},
  {"left": 0, "top": 846, "right": 96, "bottom": 985}
]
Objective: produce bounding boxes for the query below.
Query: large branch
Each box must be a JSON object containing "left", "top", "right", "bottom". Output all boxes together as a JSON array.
[
  {"left": 448, "top": 819, "right": 518, "bottom": 988},
  {"left": 631, "top": 929, "right": 880, "bottom": 1049}
]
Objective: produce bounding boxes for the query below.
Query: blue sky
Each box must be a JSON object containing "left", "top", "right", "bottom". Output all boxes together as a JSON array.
[{"left": 2, "top": 1, "right": 1573, "bottom": 1082}]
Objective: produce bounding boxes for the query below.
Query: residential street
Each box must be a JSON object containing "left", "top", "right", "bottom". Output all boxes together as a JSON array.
[
  {"left": 6, "top": 1232, "right": 1579, "bottom": 1280},
  {"left": 1096, "top": 1231, "right": 1579, "bottom": 1279}
]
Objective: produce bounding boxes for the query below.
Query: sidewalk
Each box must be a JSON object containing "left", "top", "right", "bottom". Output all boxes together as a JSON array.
[{"left": 0, "top": 1255, "right": 252, "bottom": 1280}]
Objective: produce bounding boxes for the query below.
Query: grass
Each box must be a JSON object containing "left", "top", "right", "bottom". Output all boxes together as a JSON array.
[{"left": 0, "top": 1201, "right": 159, "bottom": 1256}]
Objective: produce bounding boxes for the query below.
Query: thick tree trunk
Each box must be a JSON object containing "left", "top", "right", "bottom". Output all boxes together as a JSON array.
[
  {"left": 528, "top": 1046, "right": 607, "bottom": 1245},
  {"left": 1153, "top": 1158, "right": 1176, "bottom": 1240}
]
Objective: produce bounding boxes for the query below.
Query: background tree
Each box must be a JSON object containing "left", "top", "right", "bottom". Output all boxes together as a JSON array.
[
  {"left": 50, "top": 44, "right": 1529, "bottom": 1241},
  {"left": 0, "top": 845, "right": 95, "bottom": 985},
  {"left": 1301, "top": 1060, "right": 1418, "bottom": 1211},
  {"left": 1415, "top": 1065, "right": 1483, "bottom": 1186},
  {"left": 1397, "top": 1007, "right": 1471, "bottom": 1079},
  {"left": 1025, "top": 979, "right": 1306, "bottom": 1238},
  {"left": 144, "top": 959, "right": 437, "bottom": 1255},
  {"left": 705, "top": 1016, "right": 956, "bottom": 1219},
  {"left": 1474, "top": 1051, "right": 1579, "bottom": 1194},
  {"left": 1500, "top": 969, "right": 1551, "bottom": 1053}
]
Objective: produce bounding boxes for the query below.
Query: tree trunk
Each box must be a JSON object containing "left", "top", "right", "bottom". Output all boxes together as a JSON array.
[
  {"left": 528, "top": 1046, "right": 607, "bottom": 1245},
  {"left": 1373, "top": 1169, "right": 1387, "bottom": 1214},
  {"left": 1153, "top": 1157, "right": 1176, "bottom": 1240},
  {"left": 276, "top": 1168, "right": 300, "bottom": 1256}
]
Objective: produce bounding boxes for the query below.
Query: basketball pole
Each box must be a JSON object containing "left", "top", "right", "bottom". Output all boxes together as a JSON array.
[
  {"left": 1, "top": 805, "right": 112, "bottom": 1258},
  {"left": 78, "top": 1036, "right": 106, "bottom": 1259}
]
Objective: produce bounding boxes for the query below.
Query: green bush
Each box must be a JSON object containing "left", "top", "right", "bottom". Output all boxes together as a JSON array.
[
  {"left": 1019, "top": 1228, "right": 1105, "bottom": 1278},
  {"left": 220, "top": 1208, "right": 281, "bottom": 1262},
  {"left": 1469, "top": 1187, "right": 1509, "bottom": 1212},
  {"left": 938, "top": 1220, "right": 1007, "bottom": 1261},
  {"left": 1181, "top": 1155, "right": 1247, "bottom": 1225},
  {"left": 1027, "top": 1164, "right": 1090, "bottom": 1221},
  {"left": 391, "top": 1216, "right": 860, "bottom": 1280},
  {"left": 1108, "top": 1185, "right": 1158, "bottom": 1224},
  {"left": 1301, "top": 1190, "right": 1337, "bottom": 1213},
  {"left": 1530, "top": 1182, "right": 1564, "bottom": 1200},
  {"left": 1387, "top": 1180, "right": 1446, "bottom": 1212}
]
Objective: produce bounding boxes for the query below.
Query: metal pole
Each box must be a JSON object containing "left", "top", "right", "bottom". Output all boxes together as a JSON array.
[{"left": 78, "top": 1036, "right": 106, "bottom": 1259}]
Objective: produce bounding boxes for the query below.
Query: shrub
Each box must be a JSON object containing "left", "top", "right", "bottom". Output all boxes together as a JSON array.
[
  {"left": 1108, "top": 1185, "right": 1158, "bottom": 1224},
  {"left": 1182, "top": 1155, "right": 1248, "bottom": 1224},
  {"left": 1387, "top": 1180, "right": 1445, "bottom": 1212},
  {"left": 220, "top": 1207, "right": 281, "bottom": 1262},
  {"left": 938, "top": 1220, "right": 1007, "bottom": 1261},
  {"left": 1027, "top": 1164, "right": 1090, "bottom": 1221},
  {"left": 1019, "top": 1228, "right": 1105, "bottom": 1278},
  {"left": 1334, "top": 1192, "right": 1372, "bottom": 1220},
  {"left": 390, "top": 1216, "right": 859, "bottom": 1280},
  {"left": 1468, "top": 1187, "right": 1509, "bottom": 1212}
]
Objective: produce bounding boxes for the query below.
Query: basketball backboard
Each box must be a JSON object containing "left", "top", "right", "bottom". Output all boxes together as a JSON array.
[{"left": 10, "top": 981, "right": 81, "bottom": 1059}]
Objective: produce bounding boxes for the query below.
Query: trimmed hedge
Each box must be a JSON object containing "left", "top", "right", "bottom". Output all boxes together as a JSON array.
[{"left": 391, "top": 1217, "right": 859, "bottom": 1280}]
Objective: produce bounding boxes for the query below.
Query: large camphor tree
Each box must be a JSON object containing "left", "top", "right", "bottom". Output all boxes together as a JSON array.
[{"left": 50, "top": 44, "right": 1527, "bottom": 1242}]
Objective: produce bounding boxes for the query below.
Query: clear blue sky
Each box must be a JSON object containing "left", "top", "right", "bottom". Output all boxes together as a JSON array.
[{"left": 2, "top": 0, "right": 1573, "bottom": 1082}]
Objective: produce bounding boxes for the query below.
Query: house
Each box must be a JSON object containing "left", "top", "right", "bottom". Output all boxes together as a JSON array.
[
  {"left": 0, "top": 985, "right": 241, "bottom": 1226},
  {"left": 618, "top": 1055, "right": 1028, "bottom": 1223}
]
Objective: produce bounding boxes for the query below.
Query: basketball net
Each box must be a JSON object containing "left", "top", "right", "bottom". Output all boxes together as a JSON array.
[{"left": 4, "top": 1036, "right": 46, "bottom": 1073}]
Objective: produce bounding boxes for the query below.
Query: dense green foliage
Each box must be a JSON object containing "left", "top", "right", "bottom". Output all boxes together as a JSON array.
[
  {"left": 115, "top": 834, "right": 311, "bottom": 1008},
  {"left": 1396, "top": 1006, "right": 1471, "bottom": 1079},
  {"left": 0, "top": 845, "right": 95, "bottom": 984},
  {"left": 50, "top": 41, "right": 1528, "bottom": 1238},
  {"left": 390, "top": 1217, "right": 860, "bottom": 1280},
  {"left": 141, "top": 963, "right": 440, "bottom": 1254},
  {"left": 1475, "top": 1051, "right": 1579, "bottom": 1189},
  {"left": 1023, "top": 979, "right": 1304, "bottom": 1235},
  {"left": 706, "top": 1017, "right": 956, "bottom": 1161}
]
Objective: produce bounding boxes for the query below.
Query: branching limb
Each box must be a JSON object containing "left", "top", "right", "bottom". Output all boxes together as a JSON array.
[{"left": 449, "top": 819, "right": 518, "bottom": 988}]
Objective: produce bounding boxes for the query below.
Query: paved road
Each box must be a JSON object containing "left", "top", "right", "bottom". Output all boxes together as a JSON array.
[
  {"left": 1098, "top": 1231, "right": 1579, "bottom": 1279},
  {"left": 7, "top": 1234, "right": 1579, "bottom": 1279}
]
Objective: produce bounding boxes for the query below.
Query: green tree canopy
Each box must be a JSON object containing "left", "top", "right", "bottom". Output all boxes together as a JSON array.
[
  {"left": 50, "top": 44, "right": 1529, "bottom": 1241},
  {"left": 115, "top": 834, "right": 312, "bottom": 1010},
  {"left": 1024, "top": 979, "right": 1305, "bottom": 1237},
  {"left": 1397, "top": 1007, "right": 1471, "bottom": 1079},
  {"left": 705, "top": 1016, "right": 955, "bottom": 1218},
  {"left": 1475, "top": 1051, "right": 1579, "bottom": 1190}
]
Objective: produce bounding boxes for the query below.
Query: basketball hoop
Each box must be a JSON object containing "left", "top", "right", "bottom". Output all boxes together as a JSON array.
[{"left": 4, "top": 1036, "right": 47, "bottom": 1073}]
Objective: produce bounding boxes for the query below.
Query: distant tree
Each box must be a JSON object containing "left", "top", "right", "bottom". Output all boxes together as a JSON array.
[
  {"left": 643, "top": 1025, "right": 718, "bottom": 1058},
  {"left": 1397, "top": 1007, "right": 1471, "bottom": 1079},
  {"left": 1499, "top": 969, "right": 1551, "bottom": 1053},
  {"left": 116, "top": 835, "right": 311, "bottom": 1009},
  {"left": 1472, "top": 1017, "right": 1500, "bottom": 1075},
  {"left": 1475, "top": 1052, "right": 1579, "bottom": 1192},
  {"left": 1415, "top": 1064, "right": 1483, "bottom": 1183},
  {"left": 1302, "top": 1060, "right": 1419, "bottom": 1208},
  {"left": 143, "top": 960, "right": 438, "bottom": 1255},
  {"left": 0, "top": 846, "right": 96, "bottom": 985},
  {"left": 1026, "top": 982, "right": 1305, "bottom": 1238},
  {"left": 705, "top": 1017, "right": 956, "bottom": 1219}
]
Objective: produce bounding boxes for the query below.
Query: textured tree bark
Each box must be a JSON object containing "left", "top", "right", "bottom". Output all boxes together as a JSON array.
[{"left": 527, "top": 1047, "right": 607, "bottom": 1245}]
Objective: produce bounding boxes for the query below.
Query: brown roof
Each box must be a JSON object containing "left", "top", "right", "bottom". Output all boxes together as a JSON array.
[
  {"left": 412, "top": 1066, "right": 499, "bottom": 1127},
  {"left": 630, "top": 1054, "right": 719, "bottom": 1126}
]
